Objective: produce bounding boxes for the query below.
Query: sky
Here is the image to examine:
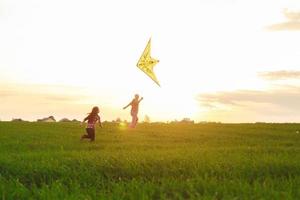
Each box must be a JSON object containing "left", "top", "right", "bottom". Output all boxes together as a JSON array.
[{"left": 0, "top": 0, "right": 300, "bottom": 122}]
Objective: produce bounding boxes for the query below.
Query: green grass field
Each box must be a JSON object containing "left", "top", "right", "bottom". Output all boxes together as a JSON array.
[{"left": 0, "top": 122, "right": 300, "bottom": 199}]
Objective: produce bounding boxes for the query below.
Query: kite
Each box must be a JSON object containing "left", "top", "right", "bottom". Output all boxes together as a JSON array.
[{"left": 136, "top": 38, "right": 160, "bottom": 86}]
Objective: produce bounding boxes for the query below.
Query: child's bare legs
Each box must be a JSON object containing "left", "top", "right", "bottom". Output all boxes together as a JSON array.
[
  {"left": 81, "top": 134, "right": 89, "bottom": 141},
  {"left": 81, "top": 128, "right": 95, "bottom": 141}
]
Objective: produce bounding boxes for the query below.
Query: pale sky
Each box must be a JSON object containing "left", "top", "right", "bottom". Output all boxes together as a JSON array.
[{"left": 1, "top": 0, "right": 300, "bottom": 122}]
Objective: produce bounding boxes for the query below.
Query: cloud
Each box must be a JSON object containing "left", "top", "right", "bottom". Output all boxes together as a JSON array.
[
  {"left": 283, "top": 9, "right": 300, "bottom": 21},
  {"left": 198, "top": 86, "right": 300, "bottom": 111},
  {"left": 0, "top": 90, "right": 16, "bottom": 97},
  {"left": 0, "top": 83, "right": 88, "bottom": 103},
  {"left": 267, "top": 9, "right": 300, "bottom": 31},
  {"left": 267, "top": 21, "right": 300, "bottom": 31},
  {"left": 258, "top": 70, "right": 300, "bottom": 80},
  {"left": 43, "top": 96, "right": 81, "bottom": 102},
  {"left": 0, "top": 83, "right": 95, "bottom": 121}
]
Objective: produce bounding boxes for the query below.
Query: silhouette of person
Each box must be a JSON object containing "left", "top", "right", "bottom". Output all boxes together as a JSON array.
[
  {"left": 123, "top": 94, "right": 143, "bottom": 128},
  {"left": 81, "top": 106, "right": 102, "bottom": 141}
]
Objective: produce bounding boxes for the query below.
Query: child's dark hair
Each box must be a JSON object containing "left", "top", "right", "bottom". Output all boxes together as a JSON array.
[{"left": 87, "top": 106, "right": 99, "bottom": 119}]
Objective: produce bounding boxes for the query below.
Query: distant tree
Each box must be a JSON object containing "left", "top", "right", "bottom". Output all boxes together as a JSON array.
[
  {"left": 12, "top": 118, "right": 24, "bottom": 122},
  {"left": 170, "top": 119, "right": 178, "bottom": 124},
  {"left": 37, "top": 116, "right": 56, "bottom": 122},
  {"left": 49, "top": 116, "right": 56, "bottom": 121},
  {"left": 59, "top": 118, "right": 71, "bottom": 122},
  {"left": 180, "top": 118, "right": 194, "bottom": 124},
  {"left": 115, "top": 118, "right": 121, "bottom": 123},
  {"left": 198, "top": 121, "right": 221, "bottom": 124},
  {"left": 144, "top": 115, "right": 151, "bottom": 123}
]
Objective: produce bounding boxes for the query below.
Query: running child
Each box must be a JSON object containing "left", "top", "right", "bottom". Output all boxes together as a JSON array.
[{"left": 81, "top": 106, "right": 102, "bottom": 141}]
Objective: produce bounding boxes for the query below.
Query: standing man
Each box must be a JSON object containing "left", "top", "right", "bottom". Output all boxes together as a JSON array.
[{"left": 123, "top": 94, "right": 143, "bottom": 128}]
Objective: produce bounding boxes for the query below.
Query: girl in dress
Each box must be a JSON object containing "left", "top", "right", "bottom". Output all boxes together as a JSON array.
[{"left": 81, "top": 106, "right": 102, "bottom": 141}]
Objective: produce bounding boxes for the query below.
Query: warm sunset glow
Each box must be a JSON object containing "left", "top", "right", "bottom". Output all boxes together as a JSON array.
[{"left": 1, "top": 0, "right": 300, "bottom": 122}]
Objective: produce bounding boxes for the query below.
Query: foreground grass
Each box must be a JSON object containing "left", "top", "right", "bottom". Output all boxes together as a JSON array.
[{"left": 0, "top": 122, "right": 300, "bottom": 199}]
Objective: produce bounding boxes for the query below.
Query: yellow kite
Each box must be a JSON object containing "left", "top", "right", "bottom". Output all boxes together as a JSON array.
[{"left": 137, "top": 38, "right": 160, "bottom": 86}]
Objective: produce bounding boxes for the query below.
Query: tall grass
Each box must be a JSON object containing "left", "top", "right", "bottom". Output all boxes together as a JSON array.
[{"left": 0, "top": 122, "right": 300, "bottom": 199}]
